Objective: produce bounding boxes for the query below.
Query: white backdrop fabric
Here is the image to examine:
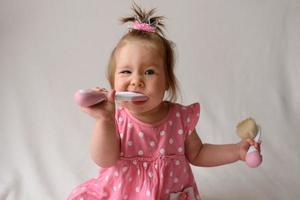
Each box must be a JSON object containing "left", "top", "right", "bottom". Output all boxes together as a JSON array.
[{"left": 1, "top": 0, "right": 299, "bottom": 199}]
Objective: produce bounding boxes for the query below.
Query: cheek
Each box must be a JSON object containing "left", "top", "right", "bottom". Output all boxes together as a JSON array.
[
  {"left": 158, "top": 77, "right": 168, "bottom": 92},
  {"left": 113, "top": 77, "right": 123, "bottom": 90},
  {"left": 151, "top": 82, "right": 166, "bottom": 99},
  {"left": 113, "top": 81, "right": 120, "bottom": 90}
]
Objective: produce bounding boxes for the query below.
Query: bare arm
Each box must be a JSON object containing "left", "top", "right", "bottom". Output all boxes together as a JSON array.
[
  {"left": 90, "top": 118, "right": 120, "bottom": 168},
  {"left": 82, "top": 90, "right": 120, "bottom": 168},
  {"left": 185, "top": 130, "right": 257, "bottom": 167}
]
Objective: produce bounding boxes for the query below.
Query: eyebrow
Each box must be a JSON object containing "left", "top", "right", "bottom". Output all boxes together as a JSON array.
[{"left": 116, "top": 63, "right": 161, "bottom": 69}]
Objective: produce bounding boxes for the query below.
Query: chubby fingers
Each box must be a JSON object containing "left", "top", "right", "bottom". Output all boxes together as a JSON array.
[
  {"left": 91, "top": 87, "right": 114, "bottom": 101},
  {"left": 106, "top": 89, "right": 116, "bottom": 103},
  {"left": 246, "top": 138, "right": 262, "bottom": 153},
  {"left": 256, "top": 141, "right": 262, "bottom": 153},
  {"left": 93, "top": 87, "right": 108, "bottom": 92}
]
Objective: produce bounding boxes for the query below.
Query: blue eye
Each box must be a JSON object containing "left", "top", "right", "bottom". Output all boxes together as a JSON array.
[{"left": 145, "top": 69, "right": 155, "bottom": 75}]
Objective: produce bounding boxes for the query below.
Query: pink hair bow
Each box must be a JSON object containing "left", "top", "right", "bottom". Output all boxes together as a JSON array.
[{"left": 132, "top": 21, "right": 156, "bottom": 33}]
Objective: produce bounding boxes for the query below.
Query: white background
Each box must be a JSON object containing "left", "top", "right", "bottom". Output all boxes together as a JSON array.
[{"left": 1, "top": 0, "right": 299, "bottom": 199}]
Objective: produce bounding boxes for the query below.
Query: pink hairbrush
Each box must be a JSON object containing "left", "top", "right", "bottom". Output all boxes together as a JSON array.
[
  {"left": 74, "top": 89, "right": 148, "bottom": 107},
  {"left": 236, "top": 118, "right": 262, "bottom": 168}
]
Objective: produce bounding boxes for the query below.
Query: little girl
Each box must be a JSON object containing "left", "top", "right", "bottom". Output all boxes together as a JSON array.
[{"left": 68, "top": 4, "right": 260, "bottom": 200}]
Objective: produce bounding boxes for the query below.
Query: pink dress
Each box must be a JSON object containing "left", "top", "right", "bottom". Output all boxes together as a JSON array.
[{"left": 68, "top": 102, "right": 201, "bottom": 200}]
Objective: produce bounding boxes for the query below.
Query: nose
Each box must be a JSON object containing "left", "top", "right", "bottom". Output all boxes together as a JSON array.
[{"left": 130, "top": 75, "right": 144, "bottom": 88}]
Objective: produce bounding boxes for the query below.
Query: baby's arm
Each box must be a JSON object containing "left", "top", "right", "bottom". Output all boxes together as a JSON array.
[
  {"left": 185, "top": 130, "right": 257, "bottom": 167},
  {"left": 81, "top": 90, "right": 120, "bottom": 168}
]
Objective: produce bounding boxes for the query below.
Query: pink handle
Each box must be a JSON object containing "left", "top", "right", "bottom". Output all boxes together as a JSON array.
[
  {"left": 74, "top": 89, "right": 106, "bottom": 107},
  {"left": 245, "top": 147, "right": 262, "bottom": 168},
  {"left": 245, "top": 129, "right": 262, "bottom": 168}
]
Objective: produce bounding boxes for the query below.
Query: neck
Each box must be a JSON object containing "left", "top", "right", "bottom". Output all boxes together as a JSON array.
[{"left": 132, "top": 102, "right": 169, "bottom": 124}]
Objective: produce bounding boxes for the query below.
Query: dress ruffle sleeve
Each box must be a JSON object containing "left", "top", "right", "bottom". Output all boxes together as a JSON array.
[{"left": 183, "top": 103, "right": 200, "bottom": 137}]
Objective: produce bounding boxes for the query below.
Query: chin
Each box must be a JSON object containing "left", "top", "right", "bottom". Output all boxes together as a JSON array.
[
  {"left": 126, "top": 103, "right": 152, "bottom": 114},
  {"left": 121, "top": 100, "right": 162, "bottom": 114}
]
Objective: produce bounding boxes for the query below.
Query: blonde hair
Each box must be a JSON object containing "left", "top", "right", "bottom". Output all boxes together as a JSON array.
[{"left": 106, "top": 4, "right": 179, "bottom": 102}]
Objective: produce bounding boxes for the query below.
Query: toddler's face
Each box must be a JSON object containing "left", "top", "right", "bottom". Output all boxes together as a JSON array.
[{"left": 114, "top": 40, "right": 167, "bottom": 116}]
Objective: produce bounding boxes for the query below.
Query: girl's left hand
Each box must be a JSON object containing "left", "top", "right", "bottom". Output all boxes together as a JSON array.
[{"left": 238, "top": 139, "right": 261, "bottom": 161}]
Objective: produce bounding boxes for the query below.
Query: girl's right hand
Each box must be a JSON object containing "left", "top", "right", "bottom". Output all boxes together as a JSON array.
[
  {"left": 238, "top": 139, "right": 261, "bottom": 161},
  {"left": 80, "top": 88, "right": 116, "bottom": 121}
]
